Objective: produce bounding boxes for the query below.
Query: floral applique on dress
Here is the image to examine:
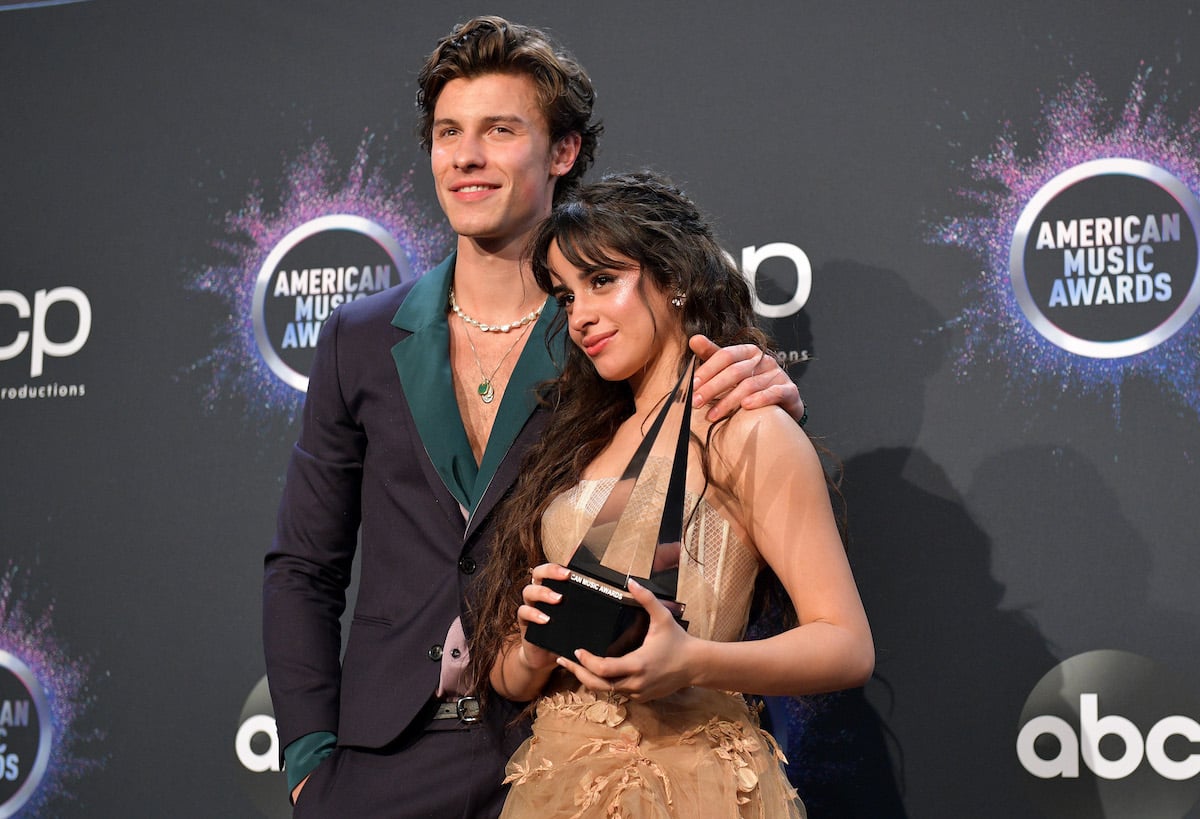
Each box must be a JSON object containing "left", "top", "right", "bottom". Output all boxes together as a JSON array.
[{"left": 499, "top": 470, "right": 805, "bottom": 819}]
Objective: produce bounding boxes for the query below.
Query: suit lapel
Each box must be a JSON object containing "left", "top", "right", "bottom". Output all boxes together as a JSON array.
[
  {"left": 470, "top": 300, "right": 558, "bottom": 508},
  {"left": 390, "top": 345, "right": 471, "bottom": 532},
  {"left": 390, "top": 255, "right": 477, "bottom": 511},
  {"left": 465, "top": 405, "right": 553, "bottom": 544},
  {"left": 392, "top": 253, "right": 564, "bottom": 533}
]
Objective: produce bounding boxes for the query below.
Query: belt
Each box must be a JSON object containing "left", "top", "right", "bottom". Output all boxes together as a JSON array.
[{"left": 433, "top": 695, "right": 481, "bottom": 724}]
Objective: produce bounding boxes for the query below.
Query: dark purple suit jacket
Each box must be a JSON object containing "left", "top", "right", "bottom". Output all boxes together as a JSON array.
[{"left": 263, "top": 262, "right": 553, "bottom": 755}]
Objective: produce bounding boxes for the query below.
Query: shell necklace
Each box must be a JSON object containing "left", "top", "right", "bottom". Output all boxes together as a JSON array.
[{"left": 449, "top": 287, "right": 544, "bottom": 333}]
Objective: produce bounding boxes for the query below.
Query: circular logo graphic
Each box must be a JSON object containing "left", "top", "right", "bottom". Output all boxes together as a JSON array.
[
  {"left": 252, "top": 214, "right": 411, "bottom": 391},
  {"left": 1017, "top": 650, "right": 1200, "bottom": 818},
  {"left": 0, "top": 651, "right": 53, "bottom": 819},
  {"left": 1010, "top": 159, "right": 1200, "bottom": 358},
  {"left": 235, "top": 675, "right": 289, "bottom": 818}
]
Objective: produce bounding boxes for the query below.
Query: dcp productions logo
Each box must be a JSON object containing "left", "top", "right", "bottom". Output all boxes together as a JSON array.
[
  {"left": 1010, "top": 158, "right": 1200, "bottom": 359},
  {"left": 0, "top": 651, "right": 53, "bottom": 819},
  {"left": 1017, "top": 649, "right": 1200, "bottom": 818},
  {"left": 0, "top": 286, "right": 91, "bottom": 401}
]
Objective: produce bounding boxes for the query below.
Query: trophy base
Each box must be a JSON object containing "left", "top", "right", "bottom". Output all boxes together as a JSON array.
[{"left": 524, "top": 573, "right": 686, "bottom": 658}]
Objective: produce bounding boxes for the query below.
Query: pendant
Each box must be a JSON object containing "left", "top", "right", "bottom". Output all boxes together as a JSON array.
[{"left": 478, "top": 380, "right": 495, "bottom": 404}]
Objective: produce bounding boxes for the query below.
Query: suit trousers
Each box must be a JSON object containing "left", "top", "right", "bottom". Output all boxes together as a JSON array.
[{"left": 292, "top": 717, "right": 513, "bottom": 819}]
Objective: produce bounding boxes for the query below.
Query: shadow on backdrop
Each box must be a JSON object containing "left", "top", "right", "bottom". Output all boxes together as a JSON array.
[
  {"left": 968, "top": 444, "right": 1200, "bottom": 818},
  {"left": 753, "top": 259, "right": 1057, "bottom": 817}
]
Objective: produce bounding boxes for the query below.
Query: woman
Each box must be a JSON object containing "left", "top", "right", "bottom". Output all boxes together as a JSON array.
[{"left": 469, "top": 172, "right": 873, "bottom": 818}]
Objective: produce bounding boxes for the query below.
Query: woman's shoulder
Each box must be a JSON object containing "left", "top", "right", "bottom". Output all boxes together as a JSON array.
[
  {"left": 703, "top": 404, "right": 809, "bottom": 453},
  {"left": 702, "top": 404, "right": 825, "bottom": 490}
]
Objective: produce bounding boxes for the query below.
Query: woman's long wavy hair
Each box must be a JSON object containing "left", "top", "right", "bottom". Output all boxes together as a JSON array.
[{"left": 467, "top": 171, "right": 842, "bottom": 700}]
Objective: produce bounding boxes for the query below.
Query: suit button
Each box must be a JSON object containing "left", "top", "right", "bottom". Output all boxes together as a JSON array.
[
  {"left": 428, "top": 644, "right": 443, "bottom": 661},
  {"left": 458, "top": 556, "right": 477, "bottom": 574}
]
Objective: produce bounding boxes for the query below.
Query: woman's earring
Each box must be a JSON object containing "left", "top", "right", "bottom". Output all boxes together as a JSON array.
[{"left": 671, "top": 293, "right": 686, "bottom": 309}]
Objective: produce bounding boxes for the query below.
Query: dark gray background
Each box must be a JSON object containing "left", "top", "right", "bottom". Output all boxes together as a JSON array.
[{"left": 3, "top": 1, "right": 1198, "bottom": 816}]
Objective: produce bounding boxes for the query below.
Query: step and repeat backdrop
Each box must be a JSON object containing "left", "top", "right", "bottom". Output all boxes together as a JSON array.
[{"left": 3, "top": 1, "right": 1200, "bottom": 816}]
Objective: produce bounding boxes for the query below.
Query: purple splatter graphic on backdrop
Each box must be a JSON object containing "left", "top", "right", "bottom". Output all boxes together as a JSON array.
[
  {"left": 0, "top": 564, "right": 104, "bottom": 814},
  {"left": 930, "top": 69, "right": 1200, "bottom": 419},
  {"left": 188, "top": 135, "right": 451, "bottom": 422}
]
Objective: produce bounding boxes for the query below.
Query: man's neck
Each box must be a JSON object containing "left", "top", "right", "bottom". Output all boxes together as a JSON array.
[{"left": 452, "top": 234, "right": 542, "bottom": 315}]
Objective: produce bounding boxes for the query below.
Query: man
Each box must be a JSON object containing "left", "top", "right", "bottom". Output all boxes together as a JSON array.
[{"left": 263, "top": 16, "right": 804, "bottom": 817}]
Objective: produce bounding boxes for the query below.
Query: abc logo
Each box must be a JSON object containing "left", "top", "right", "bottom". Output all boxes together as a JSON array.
[
  {"left": 236, "top": 675, "right": 289, "bottom": 818},
  {"left": 1017, "top": 650, "right": 1200, "bottom": 818},
  {"left": 0, "top": 288, "right": 92, "bottom": 377}
]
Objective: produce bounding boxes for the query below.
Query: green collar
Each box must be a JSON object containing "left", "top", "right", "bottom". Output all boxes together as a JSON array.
[{"left": 390, "top": 254, "right": 559, "bottom": 512}]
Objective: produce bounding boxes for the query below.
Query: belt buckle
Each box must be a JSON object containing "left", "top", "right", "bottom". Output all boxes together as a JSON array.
[{"left": 455, "top": 695, "right": 481, "bottom": 724}]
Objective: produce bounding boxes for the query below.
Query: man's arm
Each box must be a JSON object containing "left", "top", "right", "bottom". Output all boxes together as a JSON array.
[
  {"left": 688, "top": 335, "right": 806, "bottom": 424},
  {"left": 262, "top": 308, "right": 365, "bottom": 794},
  {"left": 284, "top": 732, "right": 335, "bottom": 803}
]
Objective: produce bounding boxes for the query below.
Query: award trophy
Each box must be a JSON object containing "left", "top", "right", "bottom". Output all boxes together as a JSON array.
[{"left": 524, "top": 360, "right": 694, "bottom": 658}]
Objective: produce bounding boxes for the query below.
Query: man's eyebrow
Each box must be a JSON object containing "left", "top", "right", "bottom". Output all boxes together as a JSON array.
[{"left": 432, "top": 113, "right": 530, "bottom": 130}]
